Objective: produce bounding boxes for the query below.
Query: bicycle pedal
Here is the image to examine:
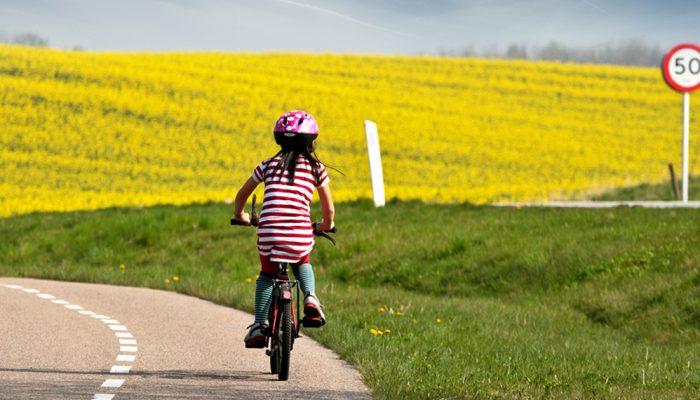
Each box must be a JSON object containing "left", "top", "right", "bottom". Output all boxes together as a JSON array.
[{"left": 302, "top": 317, "right": 325, "bottom": 328}]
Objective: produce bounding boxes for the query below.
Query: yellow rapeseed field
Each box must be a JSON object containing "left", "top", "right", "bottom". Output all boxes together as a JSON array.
[{"left": 1, "top": 45, "right": 697, "bottom": 217}]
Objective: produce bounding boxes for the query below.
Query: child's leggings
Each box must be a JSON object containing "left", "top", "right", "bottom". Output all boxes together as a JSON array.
[{"left": 254, "top": 263, "right": 316, "bottom": 324}]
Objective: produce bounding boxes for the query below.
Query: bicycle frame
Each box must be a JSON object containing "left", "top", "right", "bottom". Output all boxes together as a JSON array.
[{"left": 269, "top": 273, "right": 300, "bottom": 342}]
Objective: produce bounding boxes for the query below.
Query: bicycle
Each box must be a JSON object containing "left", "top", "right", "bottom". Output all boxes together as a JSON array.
[{"left": 231, "top": 195, "right": 336, "bottom": 381}]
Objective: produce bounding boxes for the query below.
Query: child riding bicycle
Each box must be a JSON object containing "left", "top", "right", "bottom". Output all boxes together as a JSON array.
[{"left": 232, "top": 110, "right": 335, "bottom": 348}]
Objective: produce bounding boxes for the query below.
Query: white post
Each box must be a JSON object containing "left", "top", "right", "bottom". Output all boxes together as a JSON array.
[
  {"left": 364, "top": 120, "right": 385, "bottom": 207},
  {"left": 682, "top": 92, "right": 690, "bottom": 203}
]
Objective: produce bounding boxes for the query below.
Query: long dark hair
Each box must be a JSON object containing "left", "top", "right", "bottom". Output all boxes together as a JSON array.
[{"left": 271, "top": 141, "right": 323, "bottom": 185}]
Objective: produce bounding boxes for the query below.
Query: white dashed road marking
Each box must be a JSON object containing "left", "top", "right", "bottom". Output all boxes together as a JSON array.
[
  {"left": 1, "top": 283, "right": 139, "bottom": 399},
  {"left": 109, "top": 325, "right": 128, "bottom": 332},
  {"left": 110, "top": 366, "right": 132, "bottom": 374},
  {"left": 92, "top": 395, "right": 115, "bottom": 400},
  {"left": 101, "top": 379, "right": 125, "bottom": 388}
]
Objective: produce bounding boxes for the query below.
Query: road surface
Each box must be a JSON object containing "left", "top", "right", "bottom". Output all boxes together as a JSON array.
[{"left": 0, "top": 278, "right": 370, "bottom": 400}]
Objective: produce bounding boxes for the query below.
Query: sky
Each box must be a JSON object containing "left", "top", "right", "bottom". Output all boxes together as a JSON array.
[{"left": 0, "top": 0, "right": 699, "bottom": 55}]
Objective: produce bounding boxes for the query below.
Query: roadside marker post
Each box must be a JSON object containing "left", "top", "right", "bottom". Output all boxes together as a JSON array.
[
  {"left": 662, "top": 43, "right": 700, "bottom": 203},
  {"left": 364, "top": 120, "right": 385, "bottom": 207}
]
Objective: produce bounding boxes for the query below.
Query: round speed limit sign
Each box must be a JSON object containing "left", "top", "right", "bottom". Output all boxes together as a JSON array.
[{"left": 663, "top": 43, "right": 700, "bottom": 92}]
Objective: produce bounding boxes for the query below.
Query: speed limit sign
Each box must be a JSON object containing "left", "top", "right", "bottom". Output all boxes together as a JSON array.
[
  {"left": 663, "top": 43, "right": 700, "bottom": 93},
  {"left": 662, "top": 43, "right": 700, "bottom": 203}
]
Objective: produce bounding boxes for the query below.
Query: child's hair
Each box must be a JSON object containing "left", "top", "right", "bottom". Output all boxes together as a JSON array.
[{"left": 271, "top": 141, "right": 323, "bottom": 185}]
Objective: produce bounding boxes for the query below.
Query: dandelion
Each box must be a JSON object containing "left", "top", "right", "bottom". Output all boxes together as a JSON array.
[
  {"left": 165, "top": 279, "right": 171, "bottom": 285},
  {"left": 369, "top": 328, "right": 380, "bottom": 336},
  {"left": 245, "top": 278, "right": 253, "bottom": 283},
  {"left": 119, "top": 264, "right": 126, "bottom": 270},
  {"left": 172, "top": 275, "right": 179, "bottom": 282},
  {"left": 383, "top": 329, "right": 392, "bottom": 334},
  {"left": 378, "top": 306, "right": 386, "bottom": 313},
  {"left": 436, "top": 318, "right": 443, "bottom": 324}
]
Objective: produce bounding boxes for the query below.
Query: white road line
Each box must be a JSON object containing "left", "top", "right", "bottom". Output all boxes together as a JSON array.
[
  {"left": 3, "top": 284, "right": 23, "bottom": 289},
  {"left": 3, "top": 283, "right": 140, "bottom": 400},
  {"left": 110, "top": 365, "right": 132, "bottom": 374},
  {"left": 109, "top": 325, "right": 128, "bottom": 332},
  {"left": 101, "top": 379, "right": 125, "bottom": 388}
]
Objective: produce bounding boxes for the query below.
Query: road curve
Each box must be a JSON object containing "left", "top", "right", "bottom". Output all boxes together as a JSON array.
[{"left": 0, "top": 278, "right": 370, "bottom": 400}]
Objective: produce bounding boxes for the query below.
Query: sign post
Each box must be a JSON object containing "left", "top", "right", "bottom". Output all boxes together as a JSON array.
[
  {"left": 364, "top": 120, "right": 385, "bottom": 207},
  {"left": 662, "top": 43, "right": 700, "bottom": 203}
]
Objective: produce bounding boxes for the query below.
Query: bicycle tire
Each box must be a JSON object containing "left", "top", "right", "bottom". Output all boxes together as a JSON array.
[{"left": 278, "top": 300, "right": 293, "bottom": 381}]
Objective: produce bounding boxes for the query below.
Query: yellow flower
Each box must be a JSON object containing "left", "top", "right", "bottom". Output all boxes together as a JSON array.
[
  {"left": 245, "top": 278, "right": 253, "bottom": 283},
  {"left": 172, "top": 276, "right": 179, "bottom": 282},
  {"left": 165, "top": 279, "right": 171, "bottom": 285},
  {"left": 378, "top": 306, "right": 386, "bottom": 313},
  {"left": 119, "top": 264, "right": 126, "bottom": 270},
  {"left": 395, "top": 311, "right": 404, "bottom": 316},
  {"left": 369, "top": 328, "right": 380, "bottom": 336},
  {"left": 383, "top": 329, "right": 392, "bottom": 334},
  {"left": 436, "top": 318, "right": 442, "bottom": 324}
]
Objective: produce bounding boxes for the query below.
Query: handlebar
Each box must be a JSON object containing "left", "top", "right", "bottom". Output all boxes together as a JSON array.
[
  {"left": 313, "top": 222, "right": 337, "bottom": 246},
  {"left": 230, "top": 194, "right": 259, "bottom": 227},
  {"left": 230, "top": 195, "right": 336, "bottom": 246},
  {"left": 230, "top": 218, "right": 258, "bottom": 227}
]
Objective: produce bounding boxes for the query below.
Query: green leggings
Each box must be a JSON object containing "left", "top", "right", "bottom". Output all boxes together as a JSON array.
[{"left": 254, "top": 263, "right": 316, "bottom": 324}]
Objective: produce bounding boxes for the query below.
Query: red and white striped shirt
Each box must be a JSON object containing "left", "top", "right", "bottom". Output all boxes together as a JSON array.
[{"left": 252, "top": 156, "right": 330, "bottom": 263}]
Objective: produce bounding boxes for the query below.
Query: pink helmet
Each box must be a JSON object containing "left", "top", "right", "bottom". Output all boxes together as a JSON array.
[{"left": 273, "top": 110, "right": 318, "bottom": 147}]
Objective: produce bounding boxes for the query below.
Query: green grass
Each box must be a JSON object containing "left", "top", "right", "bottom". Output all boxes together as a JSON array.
[{"left": 2, "top": 194, "right": 700, "bottom": 398}]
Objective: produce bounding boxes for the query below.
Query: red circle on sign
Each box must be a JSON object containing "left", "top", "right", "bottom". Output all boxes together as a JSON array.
[{"left": 662, "top": 43, "right": 700, "bottom": 93}]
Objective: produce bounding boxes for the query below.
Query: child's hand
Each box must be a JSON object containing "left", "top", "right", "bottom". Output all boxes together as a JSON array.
[
  {"left": 315, "top": 220, "right": 334, "bottom": 232},
  {"left": 234, "top": 211, "right": 251, "bottom": 225}
]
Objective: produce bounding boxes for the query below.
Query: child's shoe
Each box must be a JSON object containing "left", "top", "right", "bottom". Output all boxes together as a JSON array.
[
  {"left": 244, "top": 322, "right": 267, "bottom": 348},
  {"left": 302, "top": 293, "right": 326, "bottom": 327}
]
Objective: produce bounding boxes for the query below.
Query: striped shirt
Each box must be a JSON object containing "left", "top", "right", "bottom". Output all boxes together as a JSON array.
[{"left": 252, "top": 156, "right": 330, "bottom": 263}]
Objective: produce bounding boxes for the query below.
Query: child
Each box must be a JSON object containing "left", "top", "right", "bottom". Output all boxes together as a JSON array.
[{"left": 232, "top": 110, "right": 335, "bottom": 348}]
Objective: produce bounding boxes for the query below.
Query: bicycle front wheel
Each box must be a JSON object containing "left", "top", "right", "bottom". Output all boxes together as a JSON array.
[{"left": 278, "top": 301, "right": 293, "bottom": 381}]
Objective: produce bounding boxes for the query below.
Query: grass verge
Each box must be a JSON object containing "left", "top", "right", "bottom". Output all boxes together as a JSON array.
[{"left": 2, "top": 197, "right": 700, "bottom": 399}]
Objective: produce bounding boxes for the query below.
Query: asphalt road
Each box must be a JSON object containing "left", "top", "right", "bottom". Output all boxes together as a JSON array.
[{"left": 0, "top": 278, "right": 370, "bottom": 400}]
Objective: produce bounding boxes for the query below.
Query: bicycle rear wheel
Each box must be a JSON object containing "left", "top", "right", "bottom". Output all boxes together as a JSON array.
[{"left": 278, "top": 301, "right": 292, "bottom": 381}]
